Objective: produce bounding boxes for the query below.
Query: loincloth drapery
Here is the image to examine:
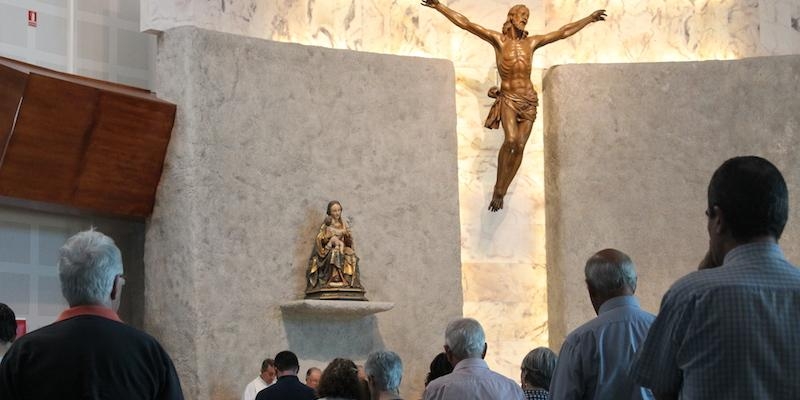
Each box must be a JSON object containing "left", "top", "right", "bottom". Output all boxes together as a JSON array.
[{"left": 484, "top": 86, "right": 539, "bottom": 129}]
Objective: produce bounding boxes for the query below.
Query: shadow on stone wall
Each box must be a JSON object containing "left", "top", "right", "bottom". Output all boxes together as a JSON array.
[{"left": 282, "top": 314, "right": 385, "bottom": 360}]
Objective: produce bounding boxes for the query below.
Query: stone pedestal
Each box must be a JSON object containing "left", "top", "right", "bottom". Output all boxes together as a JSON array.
[
  {"left": 280, "top": 300, "right": 394, "bottom": 318},
  {"left": 145, "top": 27, "right": 462, "bottom": 400}
]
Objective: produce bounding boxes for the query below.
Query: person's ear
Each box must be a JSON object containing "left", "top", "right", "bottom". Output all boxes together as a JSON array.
[
  {"left": 110, "top": 274, "right": 124, "bottom": 311},
  {"left": 110, "top": 275, "right": 123, "bottom": 301},
  {"left": 586, "top": 280, "right": 597, "bottom": 298},
  {"left": 444, "top": 345, "right": 455, "bottom": 366},
  {"left": 712, "top": 205, "right": 726, "bottom": 235},
  {"left": 482, "top": 343, "right": 487, "bottom": 359}
]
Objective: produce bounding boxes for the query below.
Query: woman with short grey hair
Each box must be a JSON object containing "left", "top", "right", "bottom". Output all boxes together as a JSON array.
[
  {"left": 521, "top": 347, "right": 557, "bottom": 400},
  {"left": 364, "top": 350, "right": 403, "bottom": 400}
]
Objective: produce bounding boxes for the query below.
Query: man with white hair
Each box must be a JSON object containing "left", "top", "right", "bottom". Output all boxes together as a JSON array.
[
  {"left": 0, "top": 229, "right": 184, "bottom": 399},
  {"left": 365, "top": 350, "right": 403, "bottom": 400},
  {"left": 549, "top": 249, "right": 654, "bottom": 400},
  {"left": 423, "top": 318, "right": 524, "bottom": 400}
]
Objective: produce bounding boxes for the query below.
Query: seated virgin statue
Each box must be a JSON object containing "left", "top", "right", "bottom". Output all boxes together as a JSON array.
[{"left": 305, "top": 200, "right": 366, "bottom": 300}]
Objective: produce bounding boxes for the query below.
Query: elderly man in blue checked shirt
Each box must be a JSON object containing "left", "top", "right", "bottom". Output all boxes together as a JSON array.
[
  {"left": 549, "top": 249, "right": 655, "bottom": 400},
  {"left": 632, "top": 156, "right": 800, "bottom": 399}
]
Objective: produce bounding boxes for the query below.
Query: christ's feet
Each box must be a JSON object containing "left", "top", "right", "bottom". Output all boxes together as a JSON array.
[{"left": 488, "top": 191, "right": 504, "bottom": 212}]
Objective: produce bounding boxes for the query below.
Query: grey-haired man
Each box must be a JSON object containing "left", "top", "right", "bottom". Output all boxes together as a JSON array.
[
  {"left": 424, "top": 318, "right": 524, "bottom": 400},
  {"left": 0, "top": 229, "right": 184, "bottom": 399}
]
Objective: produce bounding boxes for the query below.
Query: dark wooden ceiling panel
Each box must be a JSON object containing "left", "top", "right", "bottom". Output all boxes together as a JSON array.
[
  {"left": 0, "top": 74, "right": 98, "bottom": 203},
  {"left": 73, "top": 92, "right": 175, "bottom": 216},
  {"left": 0, "top": 57, "right": 176, "bottom": 218},
  {"left": 0, "top": 64, "right": 27, "bottom": 155}
]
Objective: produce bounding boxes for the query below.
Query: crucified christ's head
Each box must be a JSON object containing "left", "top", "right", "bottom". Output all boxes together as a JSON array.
[{"left": 506, "top": 4, "right": 529, "bottom": 33}]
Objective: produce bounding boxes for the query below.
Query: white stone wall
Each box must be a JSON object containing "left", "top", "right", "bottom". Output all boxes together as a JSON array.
[{"left": 544, "top": 0, "right": 800, "bottom": 64}]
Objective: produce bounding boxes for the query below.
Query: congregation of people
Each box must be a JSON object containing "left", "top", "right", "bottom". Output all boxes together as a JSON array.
[{"left": 0, "top": 155, "right": 799, "bottom": 399}]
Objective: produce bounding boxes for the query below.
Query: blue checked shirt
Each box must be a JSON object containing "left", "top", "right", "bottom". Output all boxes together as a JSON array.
[
  {"left": 632, "top": 242, "right": 800, "bottom": 399},
  {"left": 550, "top": 295, "right": 655, "bottom": 400},
  {"left": 523, "top": 388, "right": 550, "bottom": 400}
]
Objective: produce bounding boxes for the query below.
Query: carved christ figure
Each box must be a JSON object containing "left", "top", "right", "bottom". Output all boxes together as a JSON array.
[{"left": 422, "top": 1, "right": 606, "bottom": 211}]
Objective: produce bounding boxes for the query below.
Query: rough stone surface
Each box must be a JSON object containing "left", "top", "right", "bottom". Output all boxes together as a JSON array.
[
  {"left": 146, "top": 27, "right": 462, "bottom": 400},
  {"left": 544, "top": 55, "right": 800, "bottom": 350}
]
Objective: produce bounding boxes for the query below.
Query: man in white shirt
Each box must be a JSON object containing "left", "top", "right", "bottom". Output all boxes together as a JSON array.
[
  {"left": 424, "top": 318, "right": 524, "bottom": 400},
  {"left": 242, "top": 358, "right": 276, "bottom": 400}
]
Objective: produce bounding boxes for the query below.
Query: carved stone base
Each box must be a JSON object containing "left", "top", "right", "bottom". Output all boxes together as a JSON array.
[{"left": 305, "top": 287, "right": 367, "bottom": 301}]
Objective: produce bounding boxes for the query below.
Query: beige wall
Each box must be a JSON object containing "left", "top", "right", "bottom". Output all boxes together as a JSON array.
[
  {"left": 543, "top": 55, "right": 800, "bottom": 349},
  {"left": 146, "top": 27, "right": 462, "bottom": 400}
]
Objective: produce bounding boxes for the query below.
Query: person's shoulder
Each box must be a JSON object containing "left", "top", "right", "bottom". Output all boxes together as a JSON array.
[
  {"left": 489, "top": 371, "right": 525, "bottom": 397},
  {"left": 486, "top": 368, "right": 523, "bottom": 388},
  {"left": 563, "top": 314, "right": 604, "bottom": 344},
  {"left": 626, "top": 300, "right": 656, "bottom": 321},
  {"left": 662, "top": 268, "right": 720, "bottom": 303},
  {"left": 0, "top": 323, "right": 51, "bottom": 358},
  {"left": 9, "top": 320, "right": 56, "bottom": 344},
  {"left": 425, "top": 370, "right": 457, "bottom": 392},
  {"left": 258, "top": 377, "right": 313, "bottom": 398},
  {"left": 255, "top": 383, "right": 279, "bottom": 400},
  {"left": 244, "top": 376, "right": 259, "bottom": 388},
  {"left": 636, "top": 306, "right": 656, "bottom": 322},
  {"left": 102, "top": 318, "right": 167, "bottom": 347},
  {"left": 288, "top": 377, "right": 315, "bottom": 393},
  {"left": 85, "top": 318, "right": 175, "bottom": 361}
]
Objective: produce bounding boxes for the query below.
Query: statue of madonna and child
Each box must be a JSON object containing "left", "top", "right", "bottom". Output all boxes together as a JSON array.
[{"left": 305, "top": 200, "right": 367, "bottom": 300}]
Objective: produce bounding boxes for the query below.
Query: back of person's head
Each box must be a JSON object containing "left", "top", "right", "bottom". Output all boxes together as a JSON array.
[
  {"left": 305, "top": 366, "right": 321, "bottom": 389},
  {"left": 521, "top": 347, "right": 557, "bottom": 390},
  {"left": 58, "top": 229, "right": 123, "bottom": 307},
  {"left": 584, "top": 248, "right": 637, "bottom": 295},
  {"left": 274, "top": 350, "right": 299, "bottom": 373},
  {"left": 708, "top": 156, "right": 789, "bottom": 241},
  {"left": 0, "top": 303, "right": 16, "bottom": 344},
  {"left": 445, "top": 318, "right": 486, "bottom": 360},
  {"left": 425, "top": 352, "right": 453, "bottom": 386},
  {"left": 318, "top": 358, "right": 361, "bottom": 399},
  {"left": 364, "top": 350, "right": 403, "bottom": 392},
  {"left": 261, "top": 358, "right": 275, "bottom": 373}
]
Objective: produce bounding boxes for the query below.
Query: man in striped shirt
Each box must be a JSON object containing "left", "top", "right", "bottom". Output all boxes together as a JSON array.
[{"left": 632, "top": 156, "right": 800, "bottom": 399}]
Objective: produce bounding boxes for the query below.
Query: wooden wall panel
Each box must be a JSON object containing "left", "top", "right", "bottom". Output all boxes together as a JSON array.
[
  {"left": 74, "top": 92, "right": 175, "bottom": 216},
  {"left": 0, "top": 64, "right": 27, "bottom": 155},
  {"left": 0, "top": 74, "right": 98, "bottom": 204},
  {"left": 0, "top": 57, "right": 176, "bottom": 218}
]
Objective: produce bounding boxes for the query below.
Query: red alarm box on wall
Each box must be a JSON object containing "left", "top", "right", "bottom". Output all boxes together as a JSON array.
[{"left": 15, "top": 319, "right": 26, "bottom": 338}]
